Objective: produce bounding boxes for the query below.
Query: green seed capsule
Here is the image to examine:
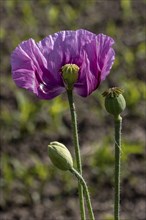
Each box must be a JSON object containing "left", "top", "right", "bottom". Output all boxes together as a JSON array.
[
  {"left": 102, "top": 87, "right": 126, "bottom": 117},
  {"left": 61, "top": 64, "right": 79, "bottom": 90},
  {"left": 48, "top": 141, "right": 73, "bottom": 171}
]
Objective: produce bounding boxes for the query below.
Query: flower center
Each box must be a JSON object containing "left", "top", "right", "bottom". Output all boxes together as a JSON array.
[{"left": 61, "top": 64, "right": 79, "bottom": 90}]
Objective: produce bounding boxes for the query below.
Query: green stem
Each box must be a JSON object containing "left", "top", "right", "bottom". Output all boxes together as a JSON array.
[
  {"left": 70, "top": 168, "right": 95, "bottom": 220},
  {"left": 114, "top": 115, "right": 122, "bottom": 220},
  {"left": 67, "top": 90, "right": 86, "bottom": 220}
]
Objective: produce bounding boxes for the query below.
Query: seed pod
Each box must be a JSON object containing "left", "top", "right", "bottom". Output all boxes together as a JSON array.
[
  {"left": 102, "top": 87, "right": 126, "bottom": 117},
  {"left": 61, "top": 64, "right": 79, "bottom": 89},
  {"left": 48, "top": 141, "right": 73, "bottom": 171}
]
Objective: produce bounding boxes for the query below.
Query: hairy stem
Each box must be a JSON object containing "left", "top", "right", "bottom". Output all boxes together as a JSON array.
[
  {"left": 70, "top": 168, "right": 95, "bottom": 220},
  {"left": 67, "top": 90, "right": 86, "bottom": 220},
  {"left": 114, "top": 115, "right": 122, "bottom": 220}
]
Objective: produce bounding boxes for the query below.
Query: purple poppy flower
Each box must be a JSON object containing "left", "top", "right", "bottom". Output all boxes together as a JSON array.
[{"left": 11, "top": 29, "right": 115, "bottom": 100}]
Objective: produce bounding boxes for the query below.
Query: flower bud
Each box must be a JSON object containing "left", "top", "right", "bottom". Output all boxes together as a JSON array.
[
  {"left": 48, "top": 141, "right": 73, "bottom": 171},
  {"left": 102, "top": 87, "right": 126, "bottom": 117},
  {"left": 61, "top": 64, "right": 79, "bottom": 89}
]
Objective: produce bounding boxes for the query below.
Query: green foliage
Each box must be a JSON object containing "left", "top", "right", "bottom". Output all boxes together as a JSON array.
[
  {"left": 1, "top": 155, "right": 14, "bottom": 185},
  {"left": 0, "top": 153, "right": 54, "bottom": 206},
  {"left": 123, "top": 80, "right": 146, "bottom": 108},
  {"left": 16, "top": 91, "right": 37, "bottom": 132},
  {"left": 90, "top": 139, "right": 144, "bottom": 181},
  {"left": 122, "top": 142, "right": 144, "bottom": 161},
  {"left": 47, "top": 5, "right": 59, "bottom": 25},
  {"left": 103, "top": 214, "right": 114, "bottom": 220},
  {"left": 0, "top": 27, "right": 6, "bottom": 40},
  {"left": 120, "top": 0, "right": 132, "bottom": 18},
  {"left": 0, "top": 75, "right": 67, "bottom": 139},
  {"left": 106, "top": 21, "right": 117, "bottom": 37},
  {"left": 136, "top": 42, "right": 145, "bottom": 59},
  {"left": 90, "top": 141, "right": 114, "bottom": 181}
]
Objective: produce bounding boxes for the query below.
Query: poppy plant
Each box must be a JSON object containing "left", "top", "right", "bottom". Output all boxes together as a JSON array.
[{"left": 11, "top": 29, "right": 115, "bottom": 99}]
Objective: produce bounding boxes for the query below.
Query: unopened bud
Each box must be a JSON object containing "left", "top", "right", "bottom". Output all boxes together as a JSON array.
[
  {"left": 102, "top": 87, "right": 126, "bottom": 117},
  {"left": 61, "top": 64, "right": 79, "bottom": 89},
  {"left": 48, "top": 141, "right": 73, "bottom": 171}
]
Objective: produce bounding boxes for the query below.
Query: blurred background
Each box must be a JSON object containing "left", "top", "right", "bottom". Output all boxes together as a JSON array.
[{"left": 0, "top": 0, "right": 146, "bottom": 219}]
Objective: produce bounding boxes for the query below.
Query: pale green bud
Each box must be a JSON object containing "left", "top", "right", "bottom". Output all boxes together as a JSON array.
[
  {"left": 61, "top": 64, "right": 79, "bottom": 89},
  {"left": 48, "top": 141, "right": 73, "bottom": 171},
  {"left": 102, "top": 87, "right": 126, "bottom": 117}
]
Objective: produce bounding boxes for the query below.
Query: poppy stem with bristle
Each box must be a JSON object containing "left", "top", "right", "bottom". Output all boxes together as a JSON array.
[
  {"left": 102, "top": 88, "right": 125, "bottom": 220},
  {"left": 67, "top": 89, "right": 86, "bottom": 220},
  {"left": 70, "top": 168, "right": 95, "bottom": 220},
  {"left": 114, "top": 115, "right": 122, "bottom": 220}
]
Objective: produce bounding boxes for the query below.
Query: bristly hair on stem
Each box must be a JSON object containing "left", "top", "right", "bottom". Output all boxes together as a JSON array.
[
  {"left": 70, "top": 168, "right": 95, "bottom": 220},
  {"left": 114, "top": 116, "right": 122, "bottom": 220},
  {"left": 67, "top": 89, "right": 86, "bottom": 220},
  {"left": 102, "top": 87, "right": 126, "bottom": 220}
]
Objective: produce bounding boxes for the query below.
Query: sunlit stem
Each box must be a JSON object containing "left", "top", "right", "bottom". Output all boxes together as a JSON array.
[
  {"left": 70, "top": 168, "right": 95, "bottom": 220},
  {"left": 67, "top": 89, "right": 86, "bottom": 220},
  {"left": 114, "top": 115, "right": 122, "bottom": 220}
]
